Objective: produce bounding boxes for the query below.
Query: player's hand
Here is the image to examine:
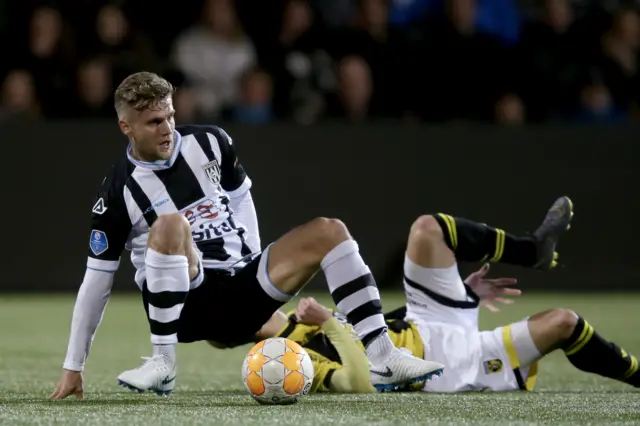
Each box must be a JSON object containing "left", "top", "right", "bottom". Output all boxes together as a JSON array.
[
  {"left": 49, "top": 369, "right": 84, "bottom": 400},
  {"left": 464, "top": 263, "right": 520, "bottom": 313},
  {"left": 295, "top": 297, "right": 332, "bottom": 326}
]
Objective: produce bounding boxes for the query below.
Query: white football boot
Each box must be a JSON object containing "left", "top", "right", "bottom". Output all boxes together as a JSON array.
[
  {"left": 370, "top": 347, "right": 444, "bottom": 392},
  {"left": 117, "top": 355, "right": 176, "bottom": 396}
]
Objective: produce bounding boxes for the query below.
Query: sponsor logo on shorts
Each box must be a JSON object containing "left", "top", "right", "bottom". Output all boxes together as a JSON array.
[{"left": 483, "top": 359, "right": 503, "bottom": 374}]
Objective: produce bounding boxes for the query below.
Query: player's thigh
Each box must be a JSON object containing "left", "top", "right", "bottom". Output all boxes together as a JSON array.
[
  {"left": 403, "top": 263, "right": 480, "bottom": 330},
  {"left": 478, "top": 320, "right": 541, "bottom": 391},
  {"left": 265, "top": 217, "right": 351, "bottom": 293}
]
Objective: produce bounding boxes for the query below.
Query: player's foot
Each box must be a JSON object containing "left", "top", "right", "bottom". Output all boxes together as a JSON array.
[
  {"left": 117, "top": 355, "right": 176, "bottom": 396},
  {"left": 532, "top": 196, "right": 574, "bottom": 270},
  {"left": 369, "top": 347, "right": 444, "bottom": 392}
]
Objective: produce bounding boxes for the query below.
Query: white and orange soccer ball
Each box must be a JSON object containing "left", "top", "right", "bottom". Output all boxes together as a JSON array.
[{"left": 242, "top": 337, "right": 314, "bottom": 405}]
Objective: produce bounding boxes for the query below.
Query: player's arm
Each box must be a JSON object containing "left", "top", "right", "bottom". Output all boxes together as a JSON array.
[
  {"left": 295, "top": 298, "right": 375, "bottom": 393},
  {"left": 211, "top": 126, "right": 261, "bottom": 252},
  {"left": 51, "top": 169, "right": 131, "bottom": 400},
  {"left": 321, "top": 317, "right": 376, "bottom": 393}
]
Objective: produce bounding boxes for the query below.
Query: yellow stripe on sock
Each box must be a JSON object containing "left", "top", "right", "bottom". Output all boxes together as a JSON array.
[
  {"left": 565, "top": 322, "right": 595, "bottom": 356},
  {"left": 444, "top": 214, "right": 458, "bottom": 249},
  {"left": 490, "top": 229, "right": 505, "bottom": 262},
  {"left": 622, "top": 355, "right": 639, "bottom": 380},
  {"left": 564, "top": 321, "right": 591, "bottom": 354},
  {"left": 622, "top": 349, "right": 628, "bottom": 358},
  {"left": 437, "top": 213, "right": 458, "bottom": 250}
]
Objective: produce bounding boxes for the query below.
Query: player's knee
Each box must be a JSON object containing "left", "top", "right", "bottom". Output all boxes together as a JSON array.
[
  {"left": 148, "top": 213, "right": 191, "bottom": 255},
  {"left": 301, "top": 217, "right": 351, "bottom": 260},
  {"left": 309, "top": 217, "right": 350, "bottom": 246},
  {"left": 409, "top": 215, "right": 444, "bottom": 246},
  {"left": 546, "top": 308, "right": 578, "bottom": 341}
]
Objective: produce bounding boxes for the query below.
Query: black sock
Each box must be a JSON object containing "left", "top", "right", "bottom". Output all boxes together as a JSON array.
[
  {"left": 563, "top": 316, "right": 640, "bottom": 387},
  {"left": 434, "top": 213, "right": 538, "bottom": 267}
]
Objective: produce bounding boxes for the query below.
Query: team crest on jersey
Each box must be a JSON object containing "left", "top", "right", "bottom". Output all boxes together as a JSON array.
[
  {"left": 202, "top": 160, "right": 221, "bottom": 186},
  {"left": 92, "top": 198, "right": 107, "bottom": 215},
  {"left": 89, "top": 230, "right": 108, "bottom": 256},
  {"left": 483, "top": 359, "right": 503, "bottom": 374}
]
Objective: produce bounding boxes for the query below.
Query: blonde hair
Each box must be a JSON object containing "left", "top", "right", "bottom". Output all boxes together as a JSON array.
[{"left": 114, "top": 72, "right": 174, "bottom": 117}]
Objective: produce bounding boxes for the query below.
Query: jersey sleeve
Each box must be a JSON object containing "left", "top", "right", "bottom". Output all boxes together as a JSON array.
[
  {"left": 210, "top": 126, "right": 251, "bottom": 197},
  {"left": 86, "top": 166, "right": 132, "bottom": 273},
  {"left": 305, "top": 348, "right": 341, "bottom": 393}
]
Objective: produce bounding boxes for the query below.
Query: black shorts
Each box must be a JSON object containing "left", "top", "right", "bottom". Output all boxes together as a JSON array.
[{"left": 141, "top": 252, "right": 285, "bottom": 347}]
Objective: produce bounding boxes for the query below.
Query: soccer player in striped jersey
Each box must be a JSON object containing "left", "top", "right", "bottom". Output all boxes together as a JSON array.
[
  {"left": 258, "top": 197, "right": 640, "bottom": 392},
  {"left": 49, "top": 72, "right": 442, "bottom": 400}
]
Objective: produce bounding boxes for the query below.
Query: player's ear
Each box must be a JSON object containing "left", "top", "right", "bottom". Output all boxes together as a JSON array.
[{"left": 118, "top": 119, "right": 131, "bottom": 137}]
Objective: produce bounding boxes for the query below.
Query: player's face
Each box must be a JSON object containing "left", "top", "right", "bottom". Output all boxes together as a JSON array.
[{"left": 121, "top": 97, "right": 176, "bottom": 162}]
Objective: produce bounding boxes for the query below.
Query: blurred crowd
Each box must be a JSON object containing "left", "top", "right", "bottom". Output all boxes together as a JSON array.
[{"left": 0, "top": 0, "right": 639, "bottom": 125}]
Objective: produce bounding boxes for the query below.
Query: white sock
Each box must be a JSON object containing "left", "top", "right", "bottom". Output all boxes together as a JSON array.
[
  {"left": 365, "top": 332, "right": 396, "bottom": 363},
  {"left": 145, "top": 248, "right": 190, "bottom": 346},
  {"left": 321, "top": 239, "right": 392, "bottom": 360},
  {"left": 153, "top": 344, "right": 176, "bottom": 364}
]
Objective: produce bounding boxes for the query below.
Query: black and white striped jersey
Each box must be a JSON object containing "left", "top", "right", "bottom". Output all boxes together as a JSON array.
[{"left": 86, "top": 124, "right": 255, "bottom": 288}]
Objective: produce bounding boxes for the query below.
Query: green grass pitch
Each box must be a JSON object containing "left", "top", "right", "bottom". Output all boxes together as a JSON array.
[{"left": 1, "top": 292, "right": 639, "bottom": 425}]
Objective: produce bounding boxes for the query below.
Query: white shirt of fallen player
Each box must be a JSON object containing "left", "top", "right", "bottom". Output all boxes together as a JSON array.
[
  {"left": 402, "top": 257, "right": 541, "bottom": 392},
  {"left": 62, "top": 125, "right": 260, "bottom": 372}
]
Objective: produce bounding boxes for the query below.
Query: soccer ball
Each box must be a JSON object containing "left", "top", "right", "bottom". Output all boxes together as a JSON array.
[{"left": 242, "top": 337, "right": 314, "bottom": 405}]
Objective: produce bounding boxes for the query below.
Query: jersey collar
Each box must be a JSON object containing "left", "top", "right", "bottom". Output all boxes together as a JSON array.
[{"left": 126, "top": 130, "right": 182, "bottom": 170}]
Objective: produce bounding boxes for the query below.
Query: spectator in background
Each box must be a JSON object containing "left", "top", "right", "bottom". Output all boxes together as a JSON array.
[
  {"left": 388, "top": 0, "right": 430, "bottom": 27},
  {"left": 475, "top": 0, "right": 521, "bottom": 46},
  {"left": 494, "top": 93, "right": 525, "bottom": 125},
  {"left": 88, "top": 4, "right": 162, "bottom": 80},
  {"left": 572, "top": 81, "right": 629, "bottom": 124},
  {"left": 0, "top": 69, "right": 41, "bottom": 122},
  {"left": 172, "top": 0, "right": 256, "bottom": 119},
  {"left": 266, "top": 0, "right": 334, "bottom": 123},
  {"left": 19, "top": 6, "right": 75, "bottom": 118},
  {"left": 595, "top": 7, "right": 640, "bottom": 113},
  {"left": 519, "top": 0, "right": 583, "bottom": 121},
  {"left": 420, "top": 0, "right": 506, "bottom": 122},
  {"left": 327, "top": 0, "right": 412, "bottom": 118},
  {"left": 325, "top": 56, "right": 374, "bottom": 121},
  {"left": 69, "top": 56, "right": 114, "bottom": 119},
  {"left": 224, "top": 67, "right": 274, "bottom": 125}
]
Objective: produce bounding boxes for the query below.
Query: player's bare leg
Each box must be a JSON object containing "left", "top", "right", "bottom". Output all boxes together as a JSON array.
[
  {"left": 406, "top": 215, "right": 464, "bottom": 298},
  {"left": 263, "top": 217, "right": 444, "bottom": 392},
  {"left": 526, "top": 309, "right": 640, "bottom": 387},
  {"left": 118, "top": 213, "right": 198, "bottom": 396}
]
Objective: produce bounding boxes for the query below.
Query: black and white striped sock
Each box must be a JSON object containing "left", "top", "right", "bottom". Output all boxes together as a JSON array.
[
  {"left": 145, "top": 248, "right": 189, "bottom": 357},
  {"left": 321, "top": 240, "right": 388, "bottom": 348}
]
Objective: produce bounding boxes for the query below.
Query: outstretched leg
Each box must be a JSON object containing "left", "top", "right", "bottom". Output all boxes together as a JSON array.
[
  {"left": 528, "top": 309, "right": 640, "bottom": 387},
  {"left": 263, "top": 217, "right": 444, "bottom": 391},
  {"left": 431, "top": 196, "right": 573, "bottom": 270}
]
